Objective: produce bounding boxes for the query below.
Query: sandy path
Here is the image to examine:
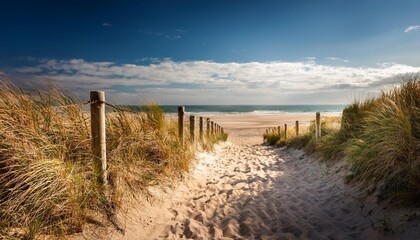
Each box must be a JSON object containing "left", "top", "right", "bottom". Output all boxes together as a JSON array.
[
  {"left": 156, "top": 130, "right": 377, "bottom": 239},
  {"left": 77, "top": 125, "right": 418, "bottom": 239},
  {"left": 73, "top": 114, "right": 418, "bottom": 239}
]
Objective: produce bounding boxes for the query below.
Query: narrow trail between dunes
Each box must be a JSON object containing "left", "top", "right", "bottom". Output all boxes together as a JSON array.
[
  {"left": 156, "top": 130, "right": 376, "bottom": 240},
  {"left": 87, "top": 128, "right": 418, "bottom": 240}
]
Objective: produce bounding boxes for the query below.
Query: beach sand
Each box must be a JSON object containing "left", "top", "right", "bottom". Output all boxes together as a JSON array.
[{"left": 77, "top": 113, "right": 419, "bottom": 240}]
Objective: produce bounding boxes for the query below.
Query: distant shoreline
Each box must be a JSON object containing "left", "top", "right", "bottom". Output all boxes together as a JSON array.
[
  {"left": 128, "top": 104, "right": 346, "bottom": 114},
  {"left": 167, "top": 112, "right": 342, "bottom": 129}
]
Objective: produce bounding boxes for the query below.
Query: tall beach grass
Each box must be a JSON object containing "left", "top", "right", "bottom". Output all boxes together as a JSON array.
[
  {"left": 265, "top": 78, "right": 419, "bottom": 204},
  {"left": 0, "top": 80, "right": 226, "bottom": 238}
]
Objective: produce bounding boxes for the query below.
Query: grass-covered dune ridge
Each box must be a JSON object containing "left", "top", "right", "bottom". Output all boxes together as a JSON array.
[
  {"left": 264, "top": 78, "right": 419, "bottom": 203},
  {"left": 0, "top": 81, "right": 226, "bottom": 238}
]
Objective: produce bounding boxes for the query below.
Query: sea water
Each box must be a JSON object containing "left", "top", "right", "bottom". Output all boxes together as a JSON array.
[{"left": 145, "top": 105, "right": 345, "bottom": 114}]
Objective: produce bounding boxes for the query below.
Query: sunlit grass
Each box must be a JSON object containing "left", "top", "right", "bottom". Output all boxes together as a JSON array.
[
  {"left": 272, "top": 79, "right": 419, "bottom": 204},
  {"left": 0, "top": 80, "right": 227, "bottom": 238}
]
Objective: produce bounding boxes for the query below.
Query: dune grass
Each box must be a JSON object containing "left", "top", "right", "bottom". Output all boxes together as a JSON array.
[
  {"left": 264, "top": 78, "right": 419, "bottom": 204},
  {"left": 0, "top": 81, "right": 227, "bottom": 238}
]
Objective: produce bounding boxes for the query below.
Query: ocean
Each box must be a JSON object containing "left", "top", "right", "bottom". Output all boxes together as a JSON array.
[{"left": 129, "top": 105, "right": 345, "bottom": 115}]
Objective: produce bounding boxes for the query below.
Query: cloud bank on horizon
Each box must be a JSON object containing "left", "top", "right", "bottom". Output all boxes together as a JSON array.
[{"left": 4, "top": 58, "right": 419, "bottom": 105}]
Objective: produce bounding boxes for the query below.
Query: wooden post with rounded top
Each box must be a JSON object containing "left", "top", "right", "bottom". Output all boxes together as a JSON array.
[
  {"left": 211, "top": 121, "right": 214, "bottom": 136},
  {"left": 199, "top": 117, "right": 204, "bottom": 141},
  {"left": 178, "top": 106, "right": 185, "bottom": 145},
  {"left": 190, "top": 115, "right": 195, "bottom": 143},
  {"left": 284, "top": 124, "right": 288, "bottom": 139},
  {"left": 206, "top": 118, "right": 210, "bottom": 138},
  {"left": 316, "top": 112, "right": 321, "bottom": 141},
  {"left": 295, "top": 120, "right": 299, "bottom": 136},
  {"left": 90, "top": 91, "right": 107, "bottom": 186}
]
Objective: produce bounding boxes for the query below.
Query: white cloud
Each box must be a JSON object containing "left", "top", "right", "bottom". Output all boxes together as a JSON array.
[
  {"left": 404, "top": 25, "right": 419, "bottom": 33},
  {"left": 6, "top": 59, "right": 420, "bottom": 104},
  {"left": 102, "top": 22, "right": 112, "bottom": 27},
  {"left": 326, "top": 57, "right": 349, "bottom": 63}
]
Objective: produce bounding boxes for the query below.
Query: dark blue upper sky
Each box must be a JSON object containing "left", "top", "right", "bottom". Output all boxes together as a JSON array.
[
  {"left": 1, "top": 0, "right": 420, "bottom": 66},
  {"left": 1, "top": 0, "right": 419, "bottom": 104}
]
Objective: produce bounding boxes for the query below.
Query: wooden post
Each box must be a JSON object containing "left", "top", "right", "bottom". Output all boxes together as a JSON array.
[
  {"left": 206, "top": 118, "right": 210, "bottom": 138},
  {"left": 189, "top": 115, "right": 195, "bottom": 143},
  {"left": 316, "top": 112, "right": 321, "bottom": 141},
  {"left": 211, "top": 121, "right": 214, "bottom": 136},
  {"left": 295, "top": 120, "right": 299, "bottom": 136},
  {"left": 90, "top": 91, "right": 107, "bottom": 186},
  {"left": 277, "top": 126, "right": 281, "bottom": 135},
  {"left": 265, "top": 129, "right": 268, "bottom": 135},
  {"left": 284, "top": 124, "right": 288, "bottom": 139},
  {"left": 178, "top": 106, "right": 185, "bottom": 145},
  {"left": 199, "top": 117, "right": 204, "bottom": 141}
]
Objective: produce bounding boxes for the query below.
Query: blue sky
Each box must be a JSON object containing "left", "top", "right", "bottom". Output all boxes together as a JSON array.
[{"left": 1, "top": 0, "right": 420, "bottom": 104}]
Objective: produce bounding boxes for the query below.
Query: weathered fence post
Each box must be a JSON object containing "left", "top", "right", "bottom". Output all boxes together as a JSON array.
[
  {"left": 316, "top": 112, "right": 321, "bottom": 141},
  {"left": 90, "top": 91, "right": 107, "bottom": 186},
  {"left": 277, "top": 126, "right": 281, "bottom": 135},
  {"left": 295, "top": 120, "right": 299, "bottom": 136},
  {"left": 206, "top": 118, "right": 210, "bottom": 138},
  {"left": 199, "top": 117, "right": 204, "bottom": 141},
  {"left": 284, "top": 124, "right": 288, "bottom": 139},
  {"left": 265, "top": 129, "right": 268, "bottom": 135},
  {"left": 211, "top": 121, "right": 214, "bottom": 136},
  {"left": 178, "top": 106, "right": 185, "bottom": 145},
  {"left": 190, "top": 115, "right": 195, "bottom": 143}
]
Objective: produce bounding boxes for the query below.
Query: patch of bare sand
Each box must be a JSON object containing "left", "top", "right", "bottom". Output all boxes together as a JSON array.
[{"left": 75, "top": 113, "right": 419, "bottom": 240}]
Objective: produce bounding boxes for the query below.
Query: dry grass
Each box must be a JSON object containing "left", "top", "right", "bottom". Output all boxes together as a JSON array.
[
  {"left": 275, "top": 78, "right": 420, "bottom": 204},
  {"left": 0, "top": 80, "right": 226, "bottom": 238},
  {"left": 345, "top": 80, "right": 419, "bottom": 202}
]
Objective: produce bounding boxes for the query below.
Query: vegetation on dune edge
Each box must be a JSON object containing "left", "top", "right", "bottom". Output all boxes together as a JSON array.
[
  {"left": 0, "top": 80, "right": 227, "bottom": 238},
  {"left": 264, "top": 78, "right": 420, "bottom": 205}
]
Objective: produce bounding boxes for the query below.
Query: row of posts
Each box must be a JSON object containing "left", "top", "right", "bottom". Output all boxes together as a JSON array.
[
  {"left": 89, "top": 92, "right": 226, "bottom": 190},
  {"left": 265, "top": 112, "right": 321, "bottom": 141},
  {"left": 178, "top": 106, "right": 225, "bottom": 146}
]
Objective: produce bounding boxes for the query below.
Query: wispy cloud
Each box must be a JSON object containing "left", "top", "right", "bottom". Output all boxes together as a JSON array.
[
  {"left": 139, "top": 29, "right": 183, "bottom": 39},
  {"left": 303, "top": 57, "right": 316, "bottom": 61},
  {"left": 165, "top": 35, "right": 181, "bottom": 39},
  {"left": 139, "top": 29, "right": 163, "bottom": 36},
  {"left": 102, "top": 22, "right": 112, "bottom": 27},
  {"left": 326, "top": 57, "right": 349, "bottom": 63},
  {"left": 404, "top": 25, "right": 419, "bottom": 33},
  {"left": 5, "top": 59, "right": 420, "bottom": 104}
]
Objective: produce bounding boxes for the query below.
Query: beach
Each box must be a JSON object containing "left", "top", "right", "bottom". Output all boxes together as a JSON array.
[
  {"left": 78, "top": 112, "right": 419, "bottom": 240},
  {"left": 204, "top": 112, "right": 340, "bottom": 128}
]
